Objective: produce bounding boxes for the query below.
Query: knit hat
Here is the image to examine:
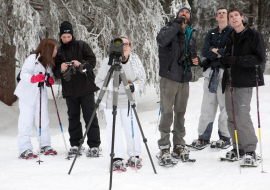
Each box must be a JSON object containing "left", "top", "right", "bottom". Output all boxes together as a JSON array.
[
  {"left": 175, "top": 7, "right": 192, "bottom": 20},
  {"left": 59, "top": 21, "right": 73, "bottom": 37}
]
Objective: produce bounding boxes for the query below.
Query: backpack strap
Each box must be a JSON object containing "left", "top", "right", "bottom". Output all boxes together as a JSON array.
[{"left": 210, "top": 27, "right": 218, "bottom": 41}]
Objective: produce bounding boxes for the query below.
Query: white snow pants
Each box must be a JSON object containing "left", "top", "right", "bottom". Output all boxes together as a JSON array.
[
  {"left": 198, "top": 76, "right": 230, "bottom": 141},
  {"left": 104, "top": 108, "right": 141, "bottom": 159},
  {"left": 17, "top": 88, "right": 51, "bottom": 154}
]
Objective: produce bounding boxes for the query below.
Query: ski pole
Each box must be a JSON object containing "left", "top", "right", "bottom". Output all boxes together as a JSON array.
[
  {"left": 255, "top": 65, "right": 264, "bottom": 173},
  {"left": 130, "top": 106, "right": 137, "bottom": 172},
  {"left": 228, "top": 68, "right": 241, "bottom": 173},
  {"left": 46, "top": 73, "right": 70, "bottom": 159},
  {"left": 37, "top": 72, "right": 43, "bottom": 164},
  {"left": 156, "top": 108, "right": 161, "bottom": 133}
]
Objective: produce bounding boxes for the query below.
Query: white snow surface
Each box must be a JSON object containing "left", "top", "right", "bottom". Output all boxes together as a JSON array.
[{"left": 1, "top": 76, "right": 270, "bottom": 190}]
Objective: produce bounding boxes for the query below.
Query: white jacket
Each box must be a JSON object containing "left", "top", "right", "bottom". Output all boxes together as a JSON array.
[
  {"left": 95, "top": 52, "right": 146, "bottom": 108},
  {"left": 14, "top": 54, "right": 52, "bottom": 106}
]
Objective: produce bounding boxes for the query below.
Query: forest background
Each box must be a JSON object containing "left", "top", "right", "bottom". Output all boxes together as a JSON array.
[{"left": 1, "top": 0, "right": 269, "bottom": 105}]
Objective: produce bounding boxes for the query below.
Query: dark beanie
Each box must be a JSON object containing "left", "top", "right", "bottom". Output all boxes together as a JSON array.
[
  {"left": 175, "top": 7, "right": 192, "bottom": 20},
  {"left": 59, "top": 21, "right": 73, "bottom": 37}
]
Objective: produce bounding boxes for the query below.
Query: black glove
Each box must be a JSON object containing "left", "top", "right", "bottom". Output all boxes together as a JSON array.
[
  {"left": 77, "top": 64, "right": 86, "bottom": 74},
  {"left": 174, "top": 17, "right": 186, "bottom": 25},
  {"left": 63, "top": 65, "right": 76, "bottom": 81},
  {"left": 129, "top": 82, "right": 134, "bottom": 92},
  {"left": 220, "top": 56, "right": 237, "bottom": 65}
]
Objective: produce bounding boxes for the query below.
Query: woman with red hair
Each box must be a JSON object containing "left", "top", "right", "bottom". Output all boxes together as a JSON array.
[{"left": 15, "top": 38, "right": 57, "bottom": 159}]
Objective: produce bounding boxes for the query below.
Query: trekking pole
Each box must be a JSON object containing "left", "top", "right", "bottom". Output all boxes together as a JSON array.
[
  {"left": 227, "top": 68, "right": 241, "bottom": 173},
  {"left": 130, "top": 106, "right": 137, "bottom": 173},
  {"left": 155, "top": 108, "right": 161, "bottom": 133},
  {"left": 46, "top": 74, "right": 71, "bottom": 160},
  {"left": 37, "top": 72, "right": 44, "bottom": 164},
  {"left": 255, "top": 65, "right": 265, "bottom": 173}
]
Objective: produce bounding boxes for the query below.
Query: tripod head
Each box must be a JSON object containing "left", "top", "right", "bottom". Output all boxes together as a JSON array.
[{"left": 108, "top": 38, "right": 125, "bottom": 65}]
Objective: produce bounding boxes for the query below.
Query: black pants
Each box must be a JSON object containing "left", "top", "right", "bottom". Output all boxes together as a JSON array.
[{"left": 66, "top": 93, "right": 101, "bottom": 148}]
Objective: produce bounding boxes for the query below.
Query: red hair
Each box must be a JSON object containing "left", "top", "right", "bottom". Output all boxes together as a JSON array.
[{"left": 31, "top": 38, "right": 56, "bottom": 69}]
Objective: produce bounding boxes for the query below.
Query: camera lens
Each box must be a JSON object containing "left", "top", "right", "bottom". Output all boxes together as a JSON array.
[{"left": 113, "top": 38, "right": 122, "bottom": 46}]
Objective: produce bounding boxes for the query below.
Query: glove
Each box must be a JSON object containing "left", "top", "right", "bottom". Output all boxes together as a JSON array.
[
  {"left": 220, "top": 56, "right": 237, "bottom": 65},
  {"left": 77, "top": 64, "right": 86, "bottom": 74},
  {"left": 129, "top": 82, "right": 134, "bottom": 92},
  {"left": 46, "top": 77, "right": 54, "bottom": 87},
  {"left": 63, "top": 65, "right": 76, "bottom": 81},
  {"left": 174, "top": 17, "right": 186, "bottom": 25},
  {"left": 31, "top": 74, "right": 45, "bottom": 83}
]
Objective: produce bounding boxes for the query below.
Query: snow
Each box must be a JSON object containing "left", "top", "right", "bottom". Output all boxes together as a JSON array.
[{"left": 1, "top": 76, "right": 270, "bottom": 190}]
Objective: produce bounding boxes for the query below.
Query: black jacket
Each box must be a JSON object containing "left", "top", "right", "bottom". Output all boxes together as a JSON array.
[
  {"left": 53, "top": 38, "right": 99, "bottom": 98},
  {"left": 157, "top": 19, "right": 197, "bottom": 83},
  {"left": 200, "top": 25, "right": 232, "bottom": 70},
  {"left": 222, "top": 24, "right": 265, "bottom": 92}
]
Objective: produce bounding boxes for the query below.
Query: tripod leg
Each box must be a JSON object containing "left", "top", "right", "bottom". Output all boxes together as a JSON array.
[
  {"left": 109, "top": 69, "right": 121, "bottom": 190},
  {"left": 68, "top": 66, "right": 115, "bottom": 174},
  {"left": 119, "top": 69, "right": 157, "bottom": 174}
]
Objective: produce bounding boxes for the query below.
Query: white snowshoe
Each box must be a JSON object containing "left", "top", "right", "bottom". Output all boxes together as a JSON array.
[
  {"left": 86, "top": 147, "right": 102, "bottom": 157},
  {"left": 18, "top": 149, "right": 38, "bottom": 159}
]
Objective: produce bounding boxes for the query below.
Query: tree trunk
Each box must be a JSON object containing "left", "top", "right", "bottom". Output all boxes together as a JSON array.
[{"left": 0, "top": 1, "right": 17, "bottom": 106}]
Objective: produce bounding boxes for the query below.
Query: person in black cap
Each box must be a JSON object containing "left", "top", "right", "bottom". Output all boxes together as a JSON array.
[
  {"left": 53, "top": 21, "right": 101, "bottom": 157},
  {"left": 156, "top": 6, "right": 200, "bottom": 165}
]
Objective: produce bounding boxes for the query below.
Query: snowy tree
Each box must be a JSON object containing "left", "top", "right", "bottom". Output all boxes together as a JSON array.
[{"left": 0, "top": 0, "right": 269, "bottom": 105}]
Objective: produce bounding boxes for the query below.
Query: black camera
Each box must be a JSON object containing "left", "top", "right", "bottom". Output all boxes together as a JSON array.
[
  {"left": 65, "top": 62, "right": 74, "bottom": 66},
  {"left": 108, "top": 38, "right": 125, "bottom": 65},
  {"left": 183, "top": 53, "right": 193, "bottom": 67}
]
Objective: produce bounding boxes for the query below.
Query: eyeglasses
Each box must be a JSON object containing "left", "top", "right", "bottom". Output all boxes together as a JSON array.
[
  {"left": 123, "top": 43, "right": 131, "bottom": 47},
  {"left": 218, "top": 12, "right": 227, "bottom": 15}
]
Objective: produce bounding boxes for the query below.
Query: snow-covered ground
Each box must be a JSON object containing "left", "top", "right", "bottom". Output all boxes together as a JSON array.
[{"left": 0, "top": 76, "right": 269, "bottom": 190}]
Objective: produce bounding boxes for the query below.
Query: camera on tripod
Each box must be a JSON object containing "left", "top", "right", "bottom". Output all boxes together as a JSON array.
[{"left": 108, "top": 38, "right": 125, "bottom": 65}]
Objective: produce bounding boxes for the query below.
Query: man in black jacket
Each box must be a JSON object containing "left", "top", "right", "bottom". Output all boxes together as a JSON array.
[
  {"left": 156, "top": 7, "right": 199, "bottom": 164},
  {"left": 53, "top": 21, "right": 101, "bottom": 156},
  {"left": 192, "top": 7, "right": 232, "bottom": 149},
  {"left": 220, "top": 8, "right": 265, "bottom": 165}
]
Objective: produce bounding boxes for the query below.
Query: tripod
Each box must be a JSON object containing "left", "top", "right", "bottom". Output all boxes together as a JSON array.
[{"left": 68, "top": 56, "right": 157, "bottom": 190}]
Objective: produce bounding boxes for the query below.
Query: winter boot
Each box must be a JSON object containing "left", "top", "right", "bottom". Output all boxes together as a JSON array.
[
  {"left": 226, "top": 148, "right": 245, "bottom": 160},
  {"left": 242, "top": 151, "right": 257, "bottom": 165},
  {"left": 191, "top": 139, "right": 210, "bottom": 148},
  {"left": 126, "top": 156, "right": 142, "bottom": 169},
  {"left": 172, "top": 145, "right": 189, "bottom": 161},
  {"left": 86, "top": 147, "right": 102, "bottom": 157},
  {"left": 19, "top": 149, "right": 37, "bottom": 159},
  {"left": 68, "top": 146, "right": 85, "bottom": 155},
  {"left": 40, "top": 146, "right": 57, "bottom": 155},
  {"left": 216, "top": 139, "right": 231, "bottom": 149},
  {"left": 160, "top": 145, "right": 172, "bottom": 165},
  {"left": 112, "top": 159, "right": 126, "bottom": 172}
]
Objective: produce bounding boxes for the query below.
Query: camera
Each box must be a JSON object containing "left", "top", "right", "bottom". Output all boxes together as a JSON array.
[
  {"left": 182, "top": 53, "right": 193, "bottom": 67},
  {"left": 65, "top": 62, "right": 74, "bottom": 66},
  {"left": 108, "top": 38, "right": 125, "bottom": 65}
]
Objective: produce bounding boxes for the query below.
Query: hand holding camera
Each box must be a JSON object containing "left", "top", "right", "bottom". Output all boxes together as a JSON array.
[{"left": 174, "top": 17, "right": 186, "bottom": 25}]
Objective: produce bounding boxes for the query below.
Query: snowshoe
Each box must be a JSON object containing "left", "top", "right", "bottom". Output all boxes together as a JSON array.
[
  {"left": 126, "top": 156, "right": 142, "bottom": 169},
  {"left": 112, "top": 160, "right": 126, "bottom": 172},
  {"left": 19, "top": 149, "right": 38, "bottom": 159},
  {"left": 186, "top": 139, "right": 210, "bottom": 150},
  {"left": 156, "top": 152, "right": 178, "bottom": 166},
  {"left": 68, "top": 146, "right": 85, "bottom": 156},
  {"left": 220, "top": 148, "right": 245, "bottom": 162},
  {"left": 40, "top": 146, "right": 57, "bottom": 155},
  {"left": 171, "top": 145, "right": 196, "bottom": 162},
  {"left": 240, "top": 152, "right": 261, "bottom": 167},
  {"left": 215, "top": 139, "right": 231, "bottom": 149},
  {"left": 86, "top": 147, "right": 102, "bottom": 157}
]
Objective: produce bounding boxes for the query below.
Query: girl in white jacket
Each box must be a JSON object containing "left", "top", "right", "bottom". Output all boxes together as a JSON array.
[
  {"left": 14, "top": 38, "right": 57, "bottom": 159},
  {"left": 96, "top": 36, "right": 146, "bottom": 171}
]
